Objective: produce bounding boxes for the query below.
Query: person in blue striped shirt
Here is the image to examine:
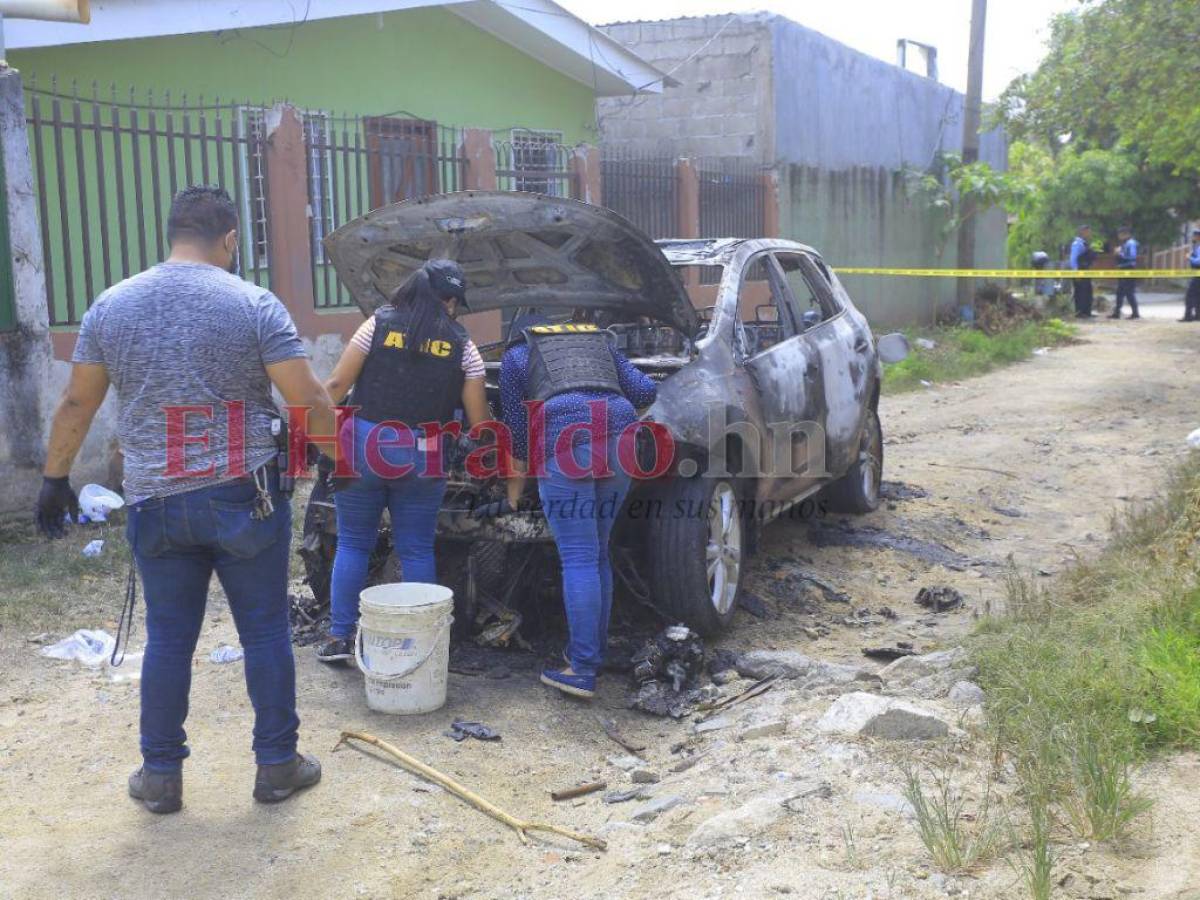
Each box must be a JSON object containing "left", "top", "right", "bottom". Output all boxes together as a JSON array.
[{"left": 1111, "top": 225, "right": 1140, "bottom": 319}]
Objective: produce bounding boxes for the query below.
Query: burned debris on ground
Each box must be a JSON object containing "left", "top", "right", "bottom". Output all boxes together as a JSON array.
[{"left": 915, "top": 585, "right": 966, "bottom": 613}]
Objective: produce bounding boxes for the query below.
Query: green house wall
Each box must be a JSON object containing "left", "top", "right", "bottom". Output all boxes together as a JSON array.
[
  {"left": 9, "top": 8, "right": 597, "bottom": 140},
  {"left": 9, "top": 9, "right": 600, "bottom": 325}
]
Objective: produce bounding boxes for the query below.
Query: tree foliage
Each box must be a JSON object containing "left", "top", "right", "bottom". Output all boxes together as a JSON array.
[
  {"left": 1005, "top": 144, "right": 1200, "bottom": 263},
  {"left": 995, "top": 0, "right": 1200, "bottom": 177},
  {"left": 992, "top": 0, "right": 1200, "bottom": 261},
  {"left": 903, "top": 152, "right": 1030, "bottom": 260}
]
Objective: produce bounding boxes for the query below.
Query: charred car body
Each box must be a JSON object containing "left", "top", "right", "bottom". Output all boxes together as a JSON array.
[{"left": 301, "top": 192, "right": 905, "bottom": 637}]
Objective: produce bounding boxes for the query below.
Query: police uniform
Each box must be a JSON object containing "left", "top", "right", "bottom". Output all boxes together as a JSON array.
[
  {"left": 1069, "top": 235, "right": 1095, "bottom": 318},
  {"left": 1185, "top": 236, "right": 1200, "bottom": 322},
  {"left": 1112, "top": 234, "right": 1139, "bottom": 319}
]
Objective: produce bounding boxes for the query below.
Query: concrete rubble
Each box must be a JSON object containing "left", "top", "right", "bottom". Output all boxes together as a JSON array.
[{"left": 816, "top": 691, "right": 950, "bottom": 740}]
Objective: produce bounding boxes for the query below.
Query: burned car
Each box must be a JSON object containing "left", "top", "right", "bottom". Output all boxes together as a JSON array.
[{"left": 300, "top": 192, "right": 905, "bottom": 637}]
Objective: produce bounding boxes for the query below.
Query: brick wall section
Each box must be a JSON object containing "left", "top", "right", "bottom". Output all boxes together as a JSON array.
[{"left": 598, "top": 16, "right": 775, "bottom": 164}]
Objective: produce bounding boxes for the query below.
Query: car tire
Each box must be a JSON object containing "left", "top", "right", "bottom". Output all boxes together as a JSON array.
[
  {"left": 649, "top": 476, "right": 744, "bottom": 636},
  {"left": 826, "top": 406, "right": 883, "bottom": 514}
]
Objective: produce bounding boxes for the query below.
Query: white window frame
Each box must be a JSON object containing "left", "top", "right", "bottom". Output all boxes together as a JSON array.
[{"left": 510, "top": 128, "right": 566, "bottom": 197}]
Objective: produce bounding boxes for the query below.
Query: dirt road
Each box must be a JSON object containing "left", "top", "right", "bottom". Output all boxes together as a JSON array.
[{"left": 3, "top": 315, "right": 1199, "bottom": 900}]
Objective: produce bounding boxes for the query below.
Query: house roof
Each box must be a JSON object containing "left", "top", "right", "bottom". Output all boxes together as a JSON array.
[{"left": 4, "top": 0, "right": 668, "bottom": 96}]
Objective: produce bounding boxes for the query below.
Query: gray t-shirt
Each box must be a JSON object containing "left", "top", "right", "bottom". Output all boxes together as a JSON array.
[{"left": 73, "top": 262, "right": 307, "bottom": 503}]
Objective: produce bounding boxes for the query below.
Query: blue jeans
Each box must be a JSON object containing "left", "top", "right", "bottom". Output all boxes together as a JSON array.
[
  {"left": 330, "top": 418, "right": 448, "bottom": 638},
  {"left": 538, "top": 431, "right": 632, "bottom": 678},
  {"left": 126, "top": 471, "right": 297, "bottom": 773}
]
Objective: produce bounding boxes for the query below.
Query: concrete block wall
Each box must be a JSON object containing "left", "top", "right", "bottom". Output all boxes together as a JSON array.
[{"left": 598, "top": 15, "right": 775, "bottom": 164}]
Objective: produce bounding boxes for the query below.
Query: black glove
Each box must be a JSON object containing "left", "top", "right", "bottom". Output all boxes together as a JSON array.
[
  {"left": 471, "top": 497, "right": 515, "bottom": 520},
  {"left": 449, "top": 434, "right": 480, "bottom": 469},
  {"left": 305, "top": 442, "right": 324, "bottom": 468},
  {"left": 316, "top": 454, "right": 355, "bottom": 493},
  {"left": 35, "top": 476, "right": 79, "bottom": 539}
]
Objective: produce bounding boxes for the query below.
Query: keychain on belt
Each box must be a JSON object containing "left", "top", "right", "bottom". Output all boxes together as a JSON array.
[{"left": 251, "top": 465, "right": 275, "bottom": 520}]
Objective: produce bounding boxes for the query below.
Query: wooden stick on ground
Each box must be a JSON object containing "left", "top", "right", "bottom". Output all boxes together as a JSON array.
[{"left": 335, "top": 730, "right": 607, "bottom": 851}]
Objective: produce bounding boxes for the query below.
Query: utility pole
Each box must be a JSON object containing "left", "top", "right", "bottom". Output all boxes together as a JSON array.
[{"left": 956, "top": 0, "right": 987, "bottom": 320}]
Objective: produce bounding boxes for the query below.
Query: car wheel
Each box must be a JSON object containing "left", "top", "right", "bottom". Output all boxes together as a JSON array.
[
  {"left": 649, "top": 476, "right": 744, "bottom": 635},
  {"left": 826, "top": 407, "right": 883, "bottom": 514}
]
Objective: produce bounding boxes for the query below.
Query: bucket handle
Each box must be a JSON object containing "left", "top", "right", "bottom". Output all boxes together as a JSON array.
[{"left": 354, "top": 616, "right": 452, "bottom": 683}]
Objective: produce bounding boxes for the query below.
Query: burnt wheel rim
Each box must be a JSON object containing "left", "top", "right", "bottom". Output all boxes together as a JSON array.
[
  {"left": 706, "top": 482, "right": 742, "bottom": 615},
  {"left": 861, "top": 411, "right": 882, "bottom": 502}
]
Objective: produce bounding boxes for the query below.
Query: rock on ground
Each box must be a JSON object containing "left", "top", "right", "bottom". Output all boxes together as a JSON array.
[{"left": 817, "top": 692, "right": 949, "bottom": 740}]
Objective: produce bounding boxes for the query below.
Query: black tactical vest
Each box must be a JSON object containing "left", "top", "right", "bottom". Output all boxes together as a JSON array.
[
  {"left": 354, "top": 305, "right": 466, "bottom": 427},
  {"left": 523, "top": 323, "right": 621, "bottom": 402}
]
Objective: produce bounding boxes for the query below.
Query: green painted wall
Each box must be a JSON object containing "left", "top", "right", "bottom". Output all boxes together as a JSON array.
[
  {"left": 10, "top": 9, "right": 599, "bottom": 325},
  {"left": 780, "top": 164, "right": 1008, "bottom": 326},
  {"left": 9, "top": 9, "right": 597, "bottom": 140}
]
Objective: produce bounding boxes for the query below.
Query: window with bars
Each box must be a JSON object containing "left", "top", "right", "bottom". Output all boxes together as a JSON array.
[
  {"left": 238, "top": 107, "right": 270, "bottom": 269},
  {"left": 303, "top": 112, "right": 335, "bottom": 263},
  {"left": 511, "top": 129, "right": 566, "bottom": 196}
]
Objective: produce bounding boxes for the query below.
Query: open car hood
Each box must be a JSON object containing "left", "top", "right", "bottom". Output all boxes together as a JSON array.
[{"left": 323, "top": 192, "right": 699, "bottom": 336}]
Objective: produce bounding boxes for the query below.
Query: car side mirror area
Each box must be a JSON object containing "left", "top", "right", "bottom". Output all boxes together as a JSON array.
[{"left": 876, "top": 332, "right": 910, "bottom": 364}]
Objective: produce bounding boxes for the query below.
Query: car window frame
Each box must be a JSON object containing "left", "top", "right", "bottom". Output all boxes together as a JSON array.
[
  {"left": 774, "top": 250, "right": 843, "bottom": 327},
  {"left": 737, "top": 250, "right": 803, "bottom": 350}
]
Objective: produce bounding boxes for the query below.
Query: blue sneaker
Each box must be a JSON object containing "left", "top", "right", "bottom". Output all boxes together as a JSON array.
[{"left": 540, "top": 667, "right": 596, "bottom": 699}]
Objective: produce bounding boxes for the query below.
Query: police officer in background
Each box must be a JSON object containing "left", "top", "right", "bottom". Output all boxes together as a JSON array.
[
  {"left": 315, "top": 259, "right": 490, "bottom": 663},
  {"left": 1183, "top": 228, "right": 1200, "bottom": 323},
  {"left": 1111, "top": 225, "right": 1140, "bottom": 320},
  {"left": 1069, "top": 224, "right": 1096, "bottom": 318}
]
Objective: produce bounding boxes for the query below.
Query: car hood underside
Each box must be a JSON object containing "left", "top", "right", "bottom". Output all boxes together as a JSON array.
[{"left": 322, "top": 191, "right": 700, "bottom": 336}]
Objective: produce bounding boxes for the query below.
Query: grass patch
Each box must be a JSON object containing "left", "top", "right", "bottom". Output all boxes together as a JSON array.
[
  {"left": 882, "top": 319, "right": 1077, "bottom": 394},
  {"left": 0, "top": 518, "right": 130, "bottom": 630},
  {"left": 903, "top": 764, "right": 1003, "bottom": 873},
  {"left": 973, "top": 455, "right": 1200, "bottom": 849}
]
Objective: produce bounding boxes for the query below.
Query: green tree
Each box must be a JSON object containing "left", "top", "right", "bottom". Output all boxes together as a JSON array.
[
  {"left": 996, "top": 0, "right": 1200, "bottom": 177},
  {"left": 1005, "top": 144, "right": 1200, "bottom": 263}
]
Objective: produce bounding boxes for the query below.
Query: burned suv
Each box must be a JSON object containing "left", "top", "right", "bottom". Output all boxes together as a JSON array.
[{"left": 300, "top": 192, "right": 904, "bottom": 636}]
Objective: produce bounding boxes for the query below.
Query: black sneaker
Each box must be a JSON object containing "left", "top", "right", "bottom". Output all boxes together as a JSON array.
[
  {"left": 254, "top": 752, "right": 322, "bottom": 803},
  {"left": 128, "top": 767, "right": 183, "bottom": 814},
  {"left": 316, "top": 636, "right": 353, "bottom": 664}
]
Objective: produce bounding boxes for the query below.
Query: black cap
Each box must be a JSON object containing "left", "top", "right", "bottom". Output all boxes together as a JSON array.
[{"left": 423, "top": 258, "right": 468, "bottom": 308}]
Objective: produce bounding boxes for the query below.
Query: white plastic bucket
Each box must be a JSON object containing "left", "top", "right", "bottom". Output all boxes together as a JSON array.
[{"left": 355, "top": 583, "right": 454, "bottom": 715}]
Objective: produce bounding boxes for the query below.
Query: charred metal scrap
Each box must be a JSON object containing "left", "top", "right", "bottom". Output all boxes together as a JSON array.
[{"left": 629, "top": 625, "right": 716, "bottom": 718}]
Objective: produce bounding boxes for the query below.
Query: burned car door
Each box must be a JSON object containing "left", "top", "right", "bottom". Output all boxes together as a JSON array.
[
  {"left": 738, "top": 252, "right": 823, "bottom": 502},
  {"left": 776, "top": 251, "right": 865, "bottom": 479}
]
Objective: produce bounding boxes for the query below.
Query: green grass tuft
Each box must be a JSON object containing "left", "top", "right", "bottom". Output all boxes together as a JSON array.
[{"left": 882, "top": 319, "right": 1077, "bottom": 394}]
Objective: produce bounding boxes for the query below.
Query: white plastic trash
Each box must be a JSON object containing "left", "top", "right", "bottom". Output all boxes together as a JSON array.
[
  {"left": 1187, "top": 428, "right": 1200, "bottom": 450},
  {"left": 40, "top": 629, "right": 115, "bottom": 667},
  {"left": 82, "top": 539, "right": 105, "bottom": 557},
  {"left": 355, "top": 583, "right": 454, "bottom": 715},
  {"left": 209, "top": 644, "right": 244, "bottom": 664},
  {"left": 78, "top": 483, "right": 125, "bottom": 523}
]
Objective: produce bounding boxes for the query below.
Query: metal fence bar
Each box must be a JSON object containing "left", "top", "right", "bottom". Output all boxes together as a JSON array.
[
  {"left": 109, "top": 90, "right": 130, "bottom": 280},
  {"left": 89, "top": 88, "right": 112, "bottom": 289},
  {"left": 130, "top": 100, "right": 150, "bottom": 272},
  {"left": 50, "top": 91, "right": 76, "bottom": 323},
  {"left": 144, "top": 100, "right": 164, "bottom": 265},
  {"left": 600, "top": 151, "right": 678, "bottom": 239},
  {"left": 29, "top": 90, "right": 55, "bottom": 319},
  {"left": 70, "top": 88, "right": 95, "bottom": 304}
]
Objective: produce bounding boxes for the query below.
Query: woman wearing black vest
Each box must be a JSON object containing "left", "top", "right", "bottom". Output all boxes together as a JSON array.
[
  {"left": 316, "top": 259, "right": 489, "bottom": 663},
  {"left": 486, "top": 312, "right": 657, "bottom": 698}
]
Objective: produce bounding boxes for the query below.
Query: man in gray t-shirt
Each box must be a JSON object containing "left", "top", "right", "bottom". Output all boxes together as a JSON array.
[{"left": 36, "top": 186, "right": 336, "bottom": 814}]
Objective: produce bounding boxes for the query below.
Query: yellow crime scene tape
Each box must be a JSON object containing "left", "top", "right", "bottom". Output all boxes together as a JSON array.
[{"left": 834, "top": 267, "right": 1197, "bottom": 279}]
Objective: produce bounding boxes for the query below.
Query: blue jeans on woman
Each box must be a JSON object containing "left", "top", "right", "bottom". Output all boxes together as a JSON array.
[
  {"left": 538, "top": 430, "right": 632, "bottom": 678},
  {"left": 330, "top": 417, "right": 448, "bottom": 639},
  {"left": 126, "top": 470, "right": 297, "bottom": 773}
]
